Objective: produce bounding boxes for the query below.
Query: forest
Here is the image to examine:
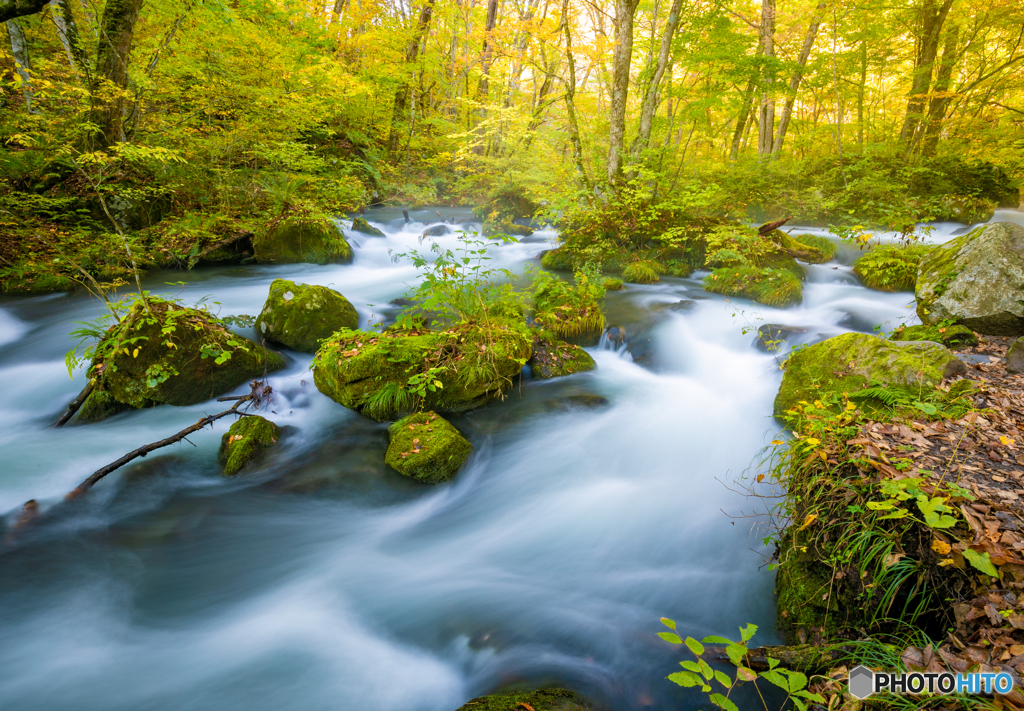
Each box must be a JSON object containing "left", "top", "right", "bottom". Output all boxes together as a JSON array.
[{"left": 2, "top": 0, "right": 1024, "bottom": 708}]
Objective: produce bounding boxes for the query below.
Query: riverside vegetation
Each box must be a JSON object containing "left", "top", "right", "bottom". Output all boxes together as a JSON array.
[{"left": 3, "top": 0, "right": 1024, "bottom": 706}]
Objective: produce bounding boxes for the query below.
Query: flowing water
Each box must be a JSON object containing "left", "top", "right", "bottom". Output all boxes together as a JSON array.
[{"left": 0, "top": 208, "right": 1003, "bottom": 710}]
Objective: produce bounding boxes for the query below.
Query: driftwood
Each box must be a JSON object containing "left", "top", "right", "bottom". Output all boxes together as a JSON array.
[
  {"left": 757, "top": 217, "right": 792, "bottom": 235},
  {"left": 707, "top": 644, "right": 841, "bottom": 674},
  {"left": 53, "top": 379, "right": 96, "bottom": 427}
]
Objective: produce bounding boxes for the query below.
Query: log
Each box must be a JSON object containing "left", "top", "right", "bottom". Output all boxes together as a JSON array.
[
  {"left": 757, "top": 217, "right": 792, "bottom": 235},
  {"left": 707, "top": 644, "right": 841, "bottom": 674},
  {"left": 53, "top": 379, "right": 95, "bottom": 427}
]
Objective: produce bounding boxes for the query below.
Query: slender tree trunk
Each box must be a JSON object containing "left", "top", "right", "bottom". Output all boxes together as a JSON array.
[
  {"left": 386, "top": 0, "right": 436, "bottom": 161},
  {"left": 6, "top": 18, "right": 34, "bottom": 111},
  {"left": 756, "top": 0, "right": 776, "bottom": 158},
  {"left": 607, "top": 0, "right": 640, "bottom": 187},
  {"left": 771, "top": 2, "right": 824, "bottom": 156},
  {"left": 857, "top": 39, "right": 866, "bottom": 145},
  {"left": 920, "top": 26, "right": 959, "bottom": 156},
  {"left": 91, "top": 0, "right": 145, "bottom": 147},
  {"left": 50, "top": 0, "right": 89, "bottom": 73},
  {"left": 473, "top": 0, "right": 498, "bottom": 154},
  {"left": 560, "top": 0, "right": 593, "bottom": 196},
  {"left": 898, "top": 0, "right": 955, "bottom": 147},
  {"left": 626, "top": 0, "right": 684, "bottom": 174}
]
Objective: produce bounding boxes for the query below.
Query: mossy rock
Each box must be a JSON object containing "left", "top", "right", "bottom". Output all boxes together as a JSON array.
[
  {"left": 97, "top": 301, "right": 286, "bottom": 410},
  {"left": 455, "top": 688, "right": 593, "bottom": 711},
  {"left": 255, "top": 279, "right": 359, "bottom": 353},
  {"left": 704, "top": 266, "right": 802, "bottom": 308},
  {"left": 254, "top": 214, "right": 352, "bottom": 265},
  {"left": 784, "top": 233, "right": 837, "bottom": 263},
  {"left": 776, "top": 531, "right": 852, "bottom": 643},
  {"left": 385, "top": 411, "right": 471, "bottom": 484},
  {"left": 540, "top": 248, "right": 576, "bottom": 272},
  {"left": 622, "top": 260, "right": 662, "bottom": 284},
  {"left": 533, "top": 276, "right": 605, "bottom": 346},
  {"left": 313, "top": 325, "right": 532, "bottom": 421},
  {"left": 75, "top": 384, "right": 141, "bottom": 422},
  {"left": 351, "top": 216, "right": 385, "bottom": 237},
  {"left": 853, "top": 244, "right": 932, "bottom": 292},
  {"left": 1008, "top": 337, "right": 1024, "bottom": 373},
  {"left": 890, "top": 323, "right": 978, "bottom": 348},
  {"left": 219, "top": 415, "right": 281, "bottom": 476},
  {"left": 916, "top": 222, "right": 1024, "bottom": 335},
  {"left": 603, "top": 277, "right": 624, "bottom": 291},
  {"left": 528, "top": 336, "right": 596, "bottom": 379},
  {"left": 773, "top": 332, "right": 967, "bottom": 420}
]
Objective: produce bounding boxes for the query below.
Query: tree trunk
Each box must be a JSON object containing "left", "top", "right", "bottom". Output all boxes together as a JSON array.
[
  {"left": 771, "top": 2, "right": 824, "bottom": 156},
  {"left": 920, "top": 26, "right": 959, "bottom": 156},
  {"left": 91, "top": 0, "right": 145, "bottom": 147},
  {"left": 0, "top": 0, "right": 50, "bottom": 24},
  {"left": 473, "top": 0, "right": 499, "bottom": 155},
  {"left": 755, "top": 0, "right": 776, "bottom": 158},
  {"left": 6, "top": 18, "right": 34, "bottom": 111},
  {"left": 607, "top": 0, "right": 640, "bottom": 187},
  {"left": 729, "top": 59, "right": 760, "bottom": 161},
  {"left": 386, "top": 0, "right": 436, "bottom": 161},
  {"left": 560, "top": 0, "right": 593, "bottom": 196},
  {"left": 50, "top": 0, "right": 88, "bottom": 73},
  {"left": 626, "top": 0, "right": 684, "bottom": 174},
  {"left": 898, "top": 0, "right": 955, "bottom": 147}
]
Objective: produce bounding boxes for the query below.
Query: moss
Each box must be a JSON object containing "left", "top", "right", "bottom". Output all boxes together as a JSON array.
[
  {"left": 75, "top": 384, "right": 140, "bottom": 422},
  {"left": 786, "top": 233, "right": 837, "bottom": 263},
  {"left": 219, "top": 415, "right": 281, "bottom": 476},
  {"left": 527, "top": 335, "right": 596, "bottom": 379},
  {"left": 255, "top": 279, "right": 359, "bottom": 352},
  {"left": 703, "top": 266, "right": 803, "bottom": 307},
  {"left": 351, "top": 216, "right": 385, "bottom": 237},
  {"left": 773, "top": 332, "right": 965, "bottom": 419},
  {"left": 540, "top": 248, "right": 576, "bottom": 272},
  {"left": 622, "top": 260, "right": 661, "bottom": 284},
  {"left": 776, "top": 530, "right": 845, "bottom": 642},
  {"left": 253, "top": 214, "right": 352, "bottom": 264},
  {"left": 532, "top": 275, "right": 605, "bottom": 344},
  {"left": 384, "top": 411, "right": 471, "bottom": 484},
  {"left": 602, "top": 277, "right": 623, "bottom": 291},
  {"left": 933, "top": 195, "right": 996, "bottom": 224},
  {"left": 313, "top": 325, "right": 532, "bottom": 421},
  {"left": 455, "top": 688, "right": 593, "bottom": 711},
  {"left": 99, "top": 301, "right": 286, "bottom": 409},
  {"left": 853, "top": 244, "right": 932, "bottom": 292},
  {"left": 890, "top": 323, "right": 978, "bottom": 348}
]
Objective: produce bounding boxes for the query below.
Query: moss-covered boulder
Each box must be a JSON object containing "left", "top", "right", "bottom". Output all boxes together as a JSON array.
[
  {"left": 253, "top": 214, "right": 352, "bottom": 264},
  {"left": 853, "top": 244, "right": 932, "bottom": 292},
  {"left": 704, "top": 266, "right": 802, "bottom": 307},
  {"left": 540, "top": 248, "right": 576, "bottom": 272},
  {"left": 774, "top": 332, "right": 967, "bottom": 419},
  {"left": 351, "top": 216, "right": 385, "bottom": 237},
  {"left": 527, "top": 336, "right": 596, "bottom": 379},
  {"left": 385, "top": 411, "right": 471, "bottom": 484},
  {"left": 255, "top": 279, "right": 359, "bottom": 353},
  {"left": 85, "top": 300, "right": 286, "bottom": 417},
  {"left": 313, "top": 325, "right": 531, "bottom": 421},
  {"left": 1008, "top": 337, "right": 1024, "bottom": 374},
  {"left": 771, "top": 231, "right": 836, "bottom": 264},
  {"left": 602, "top": 277, "right": 624, "bottom": 291},
  {"left": 455, "top": 688, "right": 593, "bottom": 711},
  {"left": 219, "top": 415, "right": 281, "bottom": 476},
  {"left": 75, "top": 384, "right": 141, "bottom": 422},
  {"left": 916, "top": 222, "right": 1024, "bottom": 335},
  {"left": 890, "top": 323, "right": 978, "bottom": 348}
]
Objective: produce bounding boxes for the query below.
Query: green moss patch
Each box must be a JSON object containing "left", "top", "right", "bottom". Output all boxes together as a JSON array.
[
  {"left": 532, "top": 272, "right": 605, "bottom": 344},
  {"left": 622, "top": 259, "right": 662, "bottom": 284},
  {"left": 890, "top": 323, "right": 978, "bottom": 348},
  {"left": 351, "top": 216, "right": 385, "bottom": 237},
  {"left": 540, "top": 248, "right": 576, "bottom": 272},
  {"left": 853, "top": 244, "right": 932, "bottom": 292},
  {"left": 455, "top": 688, "right": 593, "bottom": 711},
  {"left": 784, "top": 233, "right": 837, "bottom": 263},
  {"left": 255, "top": 279, "right": 359, "bottom": 352},
  {"left": 527, "top": 335, "right": 596, "bottom": 379},
  {"left": 254, "top": 213, "right": 352, "bottom": 264},
  {"left": 219, "top": 415, "right": 281, "bottom": 476},
  {"left": 385, "top": 411, "right": 471, "bottom": 484},
  {"left": 704, "top": 266, "right": 802, "bottom": 307}
]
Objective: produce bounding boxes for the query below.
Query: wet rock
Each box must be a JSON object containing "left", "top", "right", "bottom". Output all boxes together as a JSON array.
[
  {"left": 755, "top": 324, "right": 808, "bottom": 352},
  {"left": 255, "top": 279, "right": 359, "bottom": 353},
  {"left": 254, "top": 214, "right": 352, "bottom": 264},
  {"left": 890, "top": 323, "right": 978, "bottom": 348},
  {"left": 545, "top": 394, "right": 610, "bottom": 412},
  {"left": 604, "top": 325, "right": 627, "bottom": 347},
  {"left": 421, "top": 224, "right": 449, "bottom": 238},
  {"left": 1008, "top": 337, "right": 1024, "bottom": 374},
  {"left": 916, "top": 222, "right": 1024, "bottom": 335},
  {"left": 651, "top": 300, "right": 696, "bottom": 313},
  {"left": 75, "top": 385, "right": 140, "bottom": 423},
  {"left": 602, "top": 277, "right": 624, "bottom": 291},
  {"left": 774, "top": 332, "right": 967, "bottom": 419},
  {"left": 351, "top": 216, "right": 385, "bottom": 237},
  {"left": 385, "top": 411, "right": 471, "bottom": 484},
  {"left": 219, "top": 415, "right": 281, "bottom": 476},
  {"left": 313, "top": 326, "right": 531, "bottom": 421},
  {"left": 455, "top": 688, "right": 593, "bottom": 711},
  {"left": 527, "top": 336, "right": 596, "bottom": 379}
]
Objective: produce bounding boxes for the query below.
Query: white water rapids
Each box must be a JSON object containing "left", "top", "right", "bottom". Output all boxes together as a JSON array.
[{"left": 0, "top": 207, "right": 1013, "bottom": 710}]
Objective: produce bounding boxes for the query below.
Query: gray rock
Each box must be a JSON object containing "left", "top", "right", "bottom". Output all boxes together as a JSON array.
[
  {"left": 1008, "top": 337, "right": 1024, "bottom": 373},
  {"left": 756, "top": 324, "right": 809, "bottom": 352}
]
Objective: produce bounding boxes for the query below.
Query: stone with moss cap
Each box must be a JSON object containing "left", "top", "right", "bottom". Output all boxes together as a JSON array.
[
  {"left": 890, "top": 323, "right": 978, "bottom": 348},
  {"left": 916, "top": 222, "right": 1024, "bottom": 335},
  {"left": 219, "top": 415, "right": 281, "bottom": 476},
  {"left": 313, "top": 325, "right": 532, "bottom": 421},
  {"left": 255, "top": 279, "right": 359, "bottom": 353},
  {"left": 254, "top": 214, "right": 352, "bottom": 264},
  {"left": 90, "top": 301, "right": 286, "bottom": 414},
  {"left": 774, "top": 332, "right": 967, "bottom": 419},
  {"left": 704, "top": 266, "right": 802, "bottom": 308},
  {"left": 454, "top": 688, "right": 593, "bottom": 711},
  {"left": 75, "top": 384, "right": 141, "bottom": 422},
  {"left": 770, "top": 230, "right": 836, "bottom": 264},
  {"left": 527, "top": 335, "right": 596, "bottom": 379},
  {"left": 853, "top": 244, "right": 931, "bottom": 292},
  {"left": 385, "top": 411, "right": 471, "bottom": 483},
  {"left": 350, "top": 216, "right": 385, "bottom": 237}
]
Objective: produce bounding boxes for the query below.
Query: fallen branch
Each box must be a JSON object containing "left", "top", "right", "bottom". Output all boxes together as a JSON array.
[
  {"left": 707, "top": 644, "right": 842, "bottom": 674},
  {"left": 53, "top": 379, "right": 95, "bottom": 427},
  {"left": 758, "top": 217, "right": 792, "bottom": 236}
]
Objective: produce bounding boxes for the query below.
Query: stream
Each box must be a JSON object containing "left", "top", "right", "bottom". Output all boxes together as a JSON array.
[{"left": 0, "top": 208, "right": 1016, "bottom": 710}]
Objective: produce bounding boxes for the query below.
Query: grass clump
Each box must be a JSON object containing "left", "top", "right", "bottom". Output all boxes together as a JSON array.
[
  {"left": 622, "top": 259, "right": 663, "bottom": 284},
  {"left": 532, "top": 270, "right": 606, "bottom": 341},
  {"left": 853, "top": 244, "right": 932, "bottom": 292},
  {"left": 704, "top": 266, "right": 802, "bottom": 307}
]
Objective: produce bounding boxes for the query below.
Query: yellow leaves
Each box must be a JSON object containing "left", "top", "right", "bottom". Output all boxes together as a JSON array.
[
  {"left": 846, "top": 401, "right": 857, "bottom": 411},
  {"left": 769, "top": 439, "right": 785, "bottom": 445},
  {"left": 1001, "top": 435, "right": 1016, "bottom": 447},
  {"left": 932, "top": 539, "right": 952, "bottom": 555},
  {"left": 756, "top": 474, "right": 765, "bottom": 483},
  {"left": 804, "top": 437, "right": 821, "bottom": 447},
  {"left": 132, "top": 348, "right": 140, "bottom": 358},
  {"left": 798, "top": 514, "right": 817, "bottom": 531}
]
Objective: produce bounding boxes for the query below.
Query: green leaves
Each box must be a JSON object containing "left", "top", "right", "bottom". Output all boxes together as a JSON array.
[
  {"left": 916, "top": 495, "right": 957, "bottom": 529},
  {"left": 964, "top": 549, "right": 999, "bottom": 577}
]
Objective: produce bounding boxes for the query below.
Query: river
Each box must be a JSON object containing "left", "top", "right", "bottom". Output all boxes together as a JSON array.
[{"left": 0, "top": 208, "right": 1013, "bottom": 710}]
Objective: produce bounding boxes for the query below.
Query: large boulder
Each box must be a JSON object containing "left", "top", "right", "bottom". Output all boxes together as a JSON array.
[
  {"left": 916, "top": 222, "right": 1024, "bottom": 335},
  {"left": 385, "top": 411, "right": 471, "bottom": 484},
  {"left": 455, "top": 688, "right": 593, "bottom": 711},
  {"left": 78, "top": 300, "right": 286, "bottom": 419},
  {"left": 527, "top": 335, "right": 596, "bottom": 379},
  {"left": 351, "top": 216, "right": 385, "bottom": 237},
  {"left": 774, "top": 332, "right": 967, "bottom": 419},
  {"left": 253, "top": 214, "right": 352, "bottom": 264},
  {"left": 313, "top": 325, "right": 532, "bottom": 421},
  {"left": 219, "top": 415, "right": 281, "bottom": 476},
  {"left": 255, "top": 279, "right": 359, "bottom": 353},
  {"left": 1008, "top": 337, "right": 1024, "bottom": 374}
]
